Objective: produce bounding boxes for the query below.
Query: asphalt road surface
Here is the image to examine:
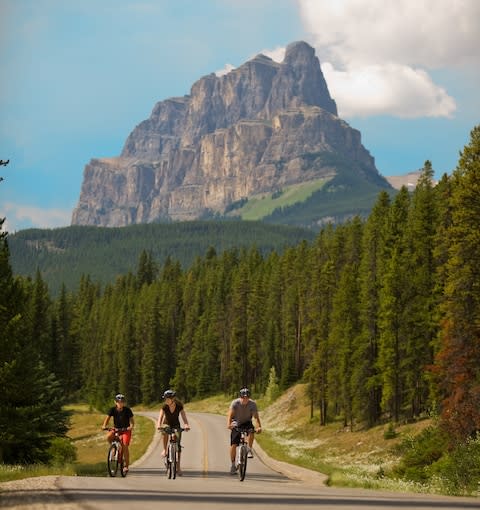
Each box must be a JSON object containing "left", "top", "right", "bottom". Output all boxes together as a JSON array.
[{"left": 59, "top": 412, "right": 479, "bottom": 510}]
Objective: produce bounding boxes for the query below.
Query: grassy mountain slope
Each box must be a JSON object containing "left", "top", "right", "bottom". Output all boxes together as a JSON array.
[
  {"left": 228, "top": 152, "right": 394, "bottom": 228},
  {"left": 8, "top": 220, "right": 316, "bottom": 295}
]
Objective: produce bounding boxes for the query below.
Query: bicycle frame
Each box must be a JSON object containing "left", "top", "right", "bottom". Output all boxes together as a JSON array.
[
  {"left": 107, "top": 428, "right": 128, "bottom": 477},
  {"left": 235, "top": 427, "right": 253, "bottom": 481},
  {"left": 161, "top": 426, "right": 184, "bottom": 479}
]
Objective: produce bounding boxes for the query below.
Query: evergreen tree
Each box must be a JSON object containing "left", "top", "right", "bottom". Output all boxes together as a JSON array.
[
  {"left": 353, "top": 191, "right": 390, "bottom": 426},
  {"left": 435, "top": 125, "right": 480, "bottom": 440},
  {"left": 403, "top": 161, "right": 438, "bottom": 418},
  {"left": 0, "top": 220, "right": 69, "bottom": 463},
  {"left": 378, "top": 187, "right": 411, "bottom": 422}
]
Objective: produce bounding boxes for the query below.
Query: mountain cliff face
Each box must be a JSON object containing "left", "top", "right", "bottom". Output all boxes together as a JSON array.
[{"left": 72, "top": 41, "right": 387, "bottom": 227}]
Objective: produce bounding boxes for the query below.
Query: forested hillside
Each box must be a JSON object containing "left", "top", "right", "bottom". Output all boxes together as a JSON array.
[
  {"left": 8, "top": 221, "right": 315, "bottom": 295},
  {"left": 1, "top": 126, "right": 479, "bottom": 478}
]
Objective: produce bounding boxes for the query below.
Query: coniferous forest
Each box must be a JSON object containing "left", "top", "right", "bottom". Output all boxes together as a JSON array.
[{"left": 1, "top": 126, "right": 479, "bottom": 468}]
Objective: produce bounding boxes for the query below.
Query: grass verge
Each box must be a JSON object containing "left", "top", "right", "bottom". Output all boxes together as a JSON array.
[{"left": 0, "top": 403, "right": 155, "bottom": 482}]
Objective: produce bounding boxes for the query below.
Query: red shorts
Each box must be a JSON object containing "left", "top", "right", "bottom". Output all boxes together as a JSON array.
[{"left": 107, "top": 429, "right": 132, "bottom": 446}]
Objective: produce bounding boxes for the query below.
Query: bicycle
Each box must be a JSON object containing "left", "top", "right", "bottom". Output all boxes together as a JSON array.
[
  {"left": 234, "top": 426, "right": 254, "bottom": 481},
  {"left": 105, "top": 427, "right": 128, "bottom": 477},
  {"left": 159, "top": 426, "right": 184, "bottom": 479}
]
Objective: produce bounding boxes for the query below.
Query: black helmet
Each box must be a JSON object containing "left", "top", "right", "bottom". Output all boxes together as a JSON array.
[
  {"left": 163, "top": 389, "right": 176, "bottom": 399},
  {"left": 115, "top": 393, "right": 126, "bottom": 401},
  {"left": 239, "top": 388, "right": 250, "bottom": 397}
]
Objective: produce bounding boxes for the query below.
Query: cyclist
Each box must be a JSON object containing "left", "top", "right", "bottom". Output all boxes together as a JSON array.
[
  {"left": 102, "top": 393, "right": 135, "bottom": 475},
  {"left": 156, "top": 389, "right": 190, "bottom": 475},
  {"left": 227, "top": 387, "right": 262, "bottom": 474}
]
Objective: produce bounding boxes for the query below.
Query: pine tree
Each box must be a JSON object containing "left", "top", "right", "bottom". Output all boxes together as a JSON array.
[
  {"left": 378, "top": 187, "right": 411, "bottom": 422},
  {"left": 0, "top": 220, "right": 69, "bottom": 463},
  {"left": 353, "top": 191, "right": 390, "bottom": 426},
  {"left": 435, "top": 125, "right": 480, "bottom": 440},
  {"left": 403, "top": 161, "right": 438, "bottom": 418}
]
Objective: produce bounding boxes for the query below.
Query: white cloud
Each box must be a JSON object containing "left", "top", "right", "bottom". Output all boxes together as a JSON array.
[
  {"left": 260, "top": 46, "right": 286, "bottom": 63},
  {"left": 321, "top": 62, "right": 456, "bottom": 118},
  {"left": 296, "top": 0, "right": 480, "bottom": 118},
  {"left": 2, "top": 202, "right": 71, "bottom": 232},
  {"left": 298, "top": 0, "right": 480, "bottom": 68},
  {"left": 215, "top": 63, "right": 236, "bottom": 77}
]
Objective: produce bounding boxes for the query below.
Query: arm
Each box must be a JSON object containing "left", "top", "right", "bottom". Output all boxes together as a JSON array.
[
  {"left": 180, "top": 409, "right": 190, "bottom": 430},
  {"left": 101, "top": 415, "right": 111, "bottom": 430},
  {"left": 128, "top": 416, "right": 135, "bottom": 431},
  {"left": 253, "top": 410, "right": 262, "bottom": 433},
  {"left": 157, "top": 408, "right": 165, "bottom": 429},
  {"left": 227, "top": 407, "right": 234, "bottom": 429}
]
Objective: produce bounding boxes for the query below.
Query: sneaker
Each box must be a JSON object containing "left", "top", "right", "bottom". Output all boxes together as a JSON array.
[
  {"left": 247, "top": 448, "right": 254, "bottom": 458},
  {"left": 230, "top": 464, "right": 237, "bottom": 474},
  {"left": 123, "top": 467, "right": 129, "bottom": 475}
]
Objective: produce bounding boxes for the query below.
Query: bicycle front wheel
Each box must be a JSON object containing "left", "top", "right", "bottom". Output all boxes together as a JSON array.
[
  {"left": 238, "top": 445, "right": 248, "bottom": 481},
  {"left": 171, "top": 443, "right": 178, "bottom": 479},
  {"left": 107, "top": 443, "right": 119, "bottom": 477},
  {"left": 119, "top": 447, "right": 127, "bottom": 477},
  {"left": 167, "top": 443, "right": 175, "bottom": 479}
]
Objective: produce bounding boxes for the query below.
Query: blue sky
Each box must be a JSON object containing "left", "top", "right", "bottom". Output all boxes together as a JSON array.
[{"left": 1, "top": 0, "right": 479, "bottom": 232}]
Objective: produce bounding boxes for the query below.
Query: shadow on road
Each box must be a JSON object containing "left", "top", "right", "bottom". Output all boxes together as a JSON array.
[
  {"left": 131, "top": 467, "right": 289, "bottom": 482},
  {"left": 60, "top": 484, "right": 480, "bottom": 509}
]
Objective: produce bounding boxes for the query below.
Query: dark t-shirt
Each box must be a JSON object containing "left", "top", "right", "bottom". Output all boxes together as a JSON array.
[
  {"left": 162, "top": 401, "right": 184, "bottom": 428},
  {"left": 108, "top": 406, "right": 134, "bottom": 429}
]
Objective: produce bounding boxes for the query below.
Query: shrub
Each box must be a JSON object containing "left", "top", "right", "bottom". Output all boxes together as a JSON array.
[
  {"left": 47, "top": 437, "right": 77, "bottom": 466},
  {"left": 429, "top": 433, "right": 480, "bottom": 495},
  {"left": 383, "top": 422, "right": 397, "bottom": 439},
  {"left": 394, "top": 426, "right": 448, "bottom": 482}
]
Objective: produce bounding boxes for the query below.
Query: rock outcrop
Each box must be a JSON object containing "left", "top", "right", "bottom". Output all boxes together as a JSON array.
[{"left": 72, "top": 41, "right": 385, "bottom": 227}]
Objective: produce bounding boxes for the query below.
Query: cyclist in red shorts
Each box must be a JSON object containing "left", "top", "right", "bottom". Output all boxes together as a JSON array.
[{"left": 102, "top": 394, "right": 135, "bottom": 474}]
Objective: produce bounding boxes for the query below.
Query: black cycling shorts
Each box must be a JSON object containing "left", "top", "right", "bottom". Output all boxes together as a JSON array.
[{"left": 230, "top": 421, "right": 254, "bottom": 446}]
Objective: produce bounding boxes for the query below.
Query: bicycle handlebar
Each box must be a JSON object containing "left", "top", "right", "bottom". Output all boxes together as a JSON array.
[
  {"left": 157, "top": 426, "right": 185, "bottom": 433},
  {"left": 103, "top": 427, "right": 129, "bottom": 432}
]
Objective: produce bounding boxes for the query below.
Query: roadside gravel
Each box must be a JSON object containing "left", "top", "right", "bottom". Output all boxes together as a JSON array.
[{"left": 0, "top": 475, "right": 82, "bottom": 510}]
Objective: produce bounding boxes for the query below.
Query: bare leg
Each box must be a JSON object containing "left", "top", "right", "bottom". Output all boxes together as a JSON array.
[
  {"left": 230, "top": 444, "right": 237, "bottom": 463},
  {"left": 123, "top": 445, "right": 129, "bottom": 468},
  {"left": 162, "top": 434, "right": 168, "bottom": 456}
]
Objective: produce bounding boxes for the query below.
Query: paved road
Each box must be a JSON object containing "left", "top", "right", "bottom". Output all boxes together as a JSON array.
[{"left": 59, "top": 412, "right": 479, "bottom": 510}]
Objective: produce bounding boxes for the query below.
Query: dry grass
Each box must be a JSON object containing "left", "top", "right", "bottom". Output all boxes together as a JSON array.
[
  {"left": 67, "top": 404, "right": 154, "bottom": 474},
  {"left": 257, "top": 383, "right": 435, "bottom": 492}
]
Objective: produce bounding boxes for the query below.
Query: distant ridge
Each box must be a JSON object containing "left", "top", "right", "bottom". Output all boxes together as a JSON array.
[{"left": 9, "top": 221, "right": 316, "bottom": 295}]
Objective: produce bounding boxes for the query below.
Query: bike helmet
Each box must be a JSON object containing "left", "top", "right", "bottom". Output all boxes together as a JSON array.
[
  {"left": 239, "top": 388, "right": 250, "bottom": 397},
  {"left": 115, "top": 393, "right": 126, "bottom": 401},
  {"left": 163, "top": 389, "right": 176, "bottom": 399}
]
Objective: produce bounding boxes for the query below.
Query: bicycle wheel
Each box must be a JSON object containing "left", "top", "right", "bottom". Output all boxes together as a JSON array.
[
  {"left": 238, "top": 444, "right": 248, "bottom": 481},
  {"left": 171, "top": 444, "right": 177, "bottom": 479},
  {"left": 107, "top": 443, "right": 119, "bottom": 477},
  {"left": 172, "top": 445, "right": 178, "bottom": 480},
  {"left": 167, "top": 443, "right": 174, "bottom": 479},
  {"left": 119, "top": 447, "right": 127, "bottom": 477}
]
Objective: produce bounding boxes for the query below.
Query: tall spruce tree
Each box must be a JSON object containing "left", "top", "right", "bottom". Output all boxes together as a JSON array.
[
  {"left": 353, "top": 191, "right": 390, "bottom": 426},
  {"left": 403, "top": 161, "right": 438, "bottom": 418},
  {"left": 378, "top": 187, "right": 411, "bottom": 422},
  {"left": 435, "top": 125, "right": 480, "bottom": 440},
  {"left": 0, "top": 219, "right": 68, "bottom": 463}
]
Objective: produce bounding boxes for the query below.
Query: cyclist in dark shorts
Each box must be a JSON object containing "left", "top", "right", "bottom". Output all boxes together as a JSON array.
[
  {"left": 102, "top": 393, "right": 135, "bottom": 474},
  {"left": 227, "top": 388, "right": 262, "bottom": 474},
  {"left": 157, "top": 389, "right": 190, "bottom": 475}
]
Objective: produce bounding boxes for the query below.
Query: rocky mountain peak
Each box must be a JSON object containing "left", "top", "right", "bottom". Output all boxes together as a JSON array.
[{"left": 72, "top": 41, "right": 385, "bottom": 228}]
